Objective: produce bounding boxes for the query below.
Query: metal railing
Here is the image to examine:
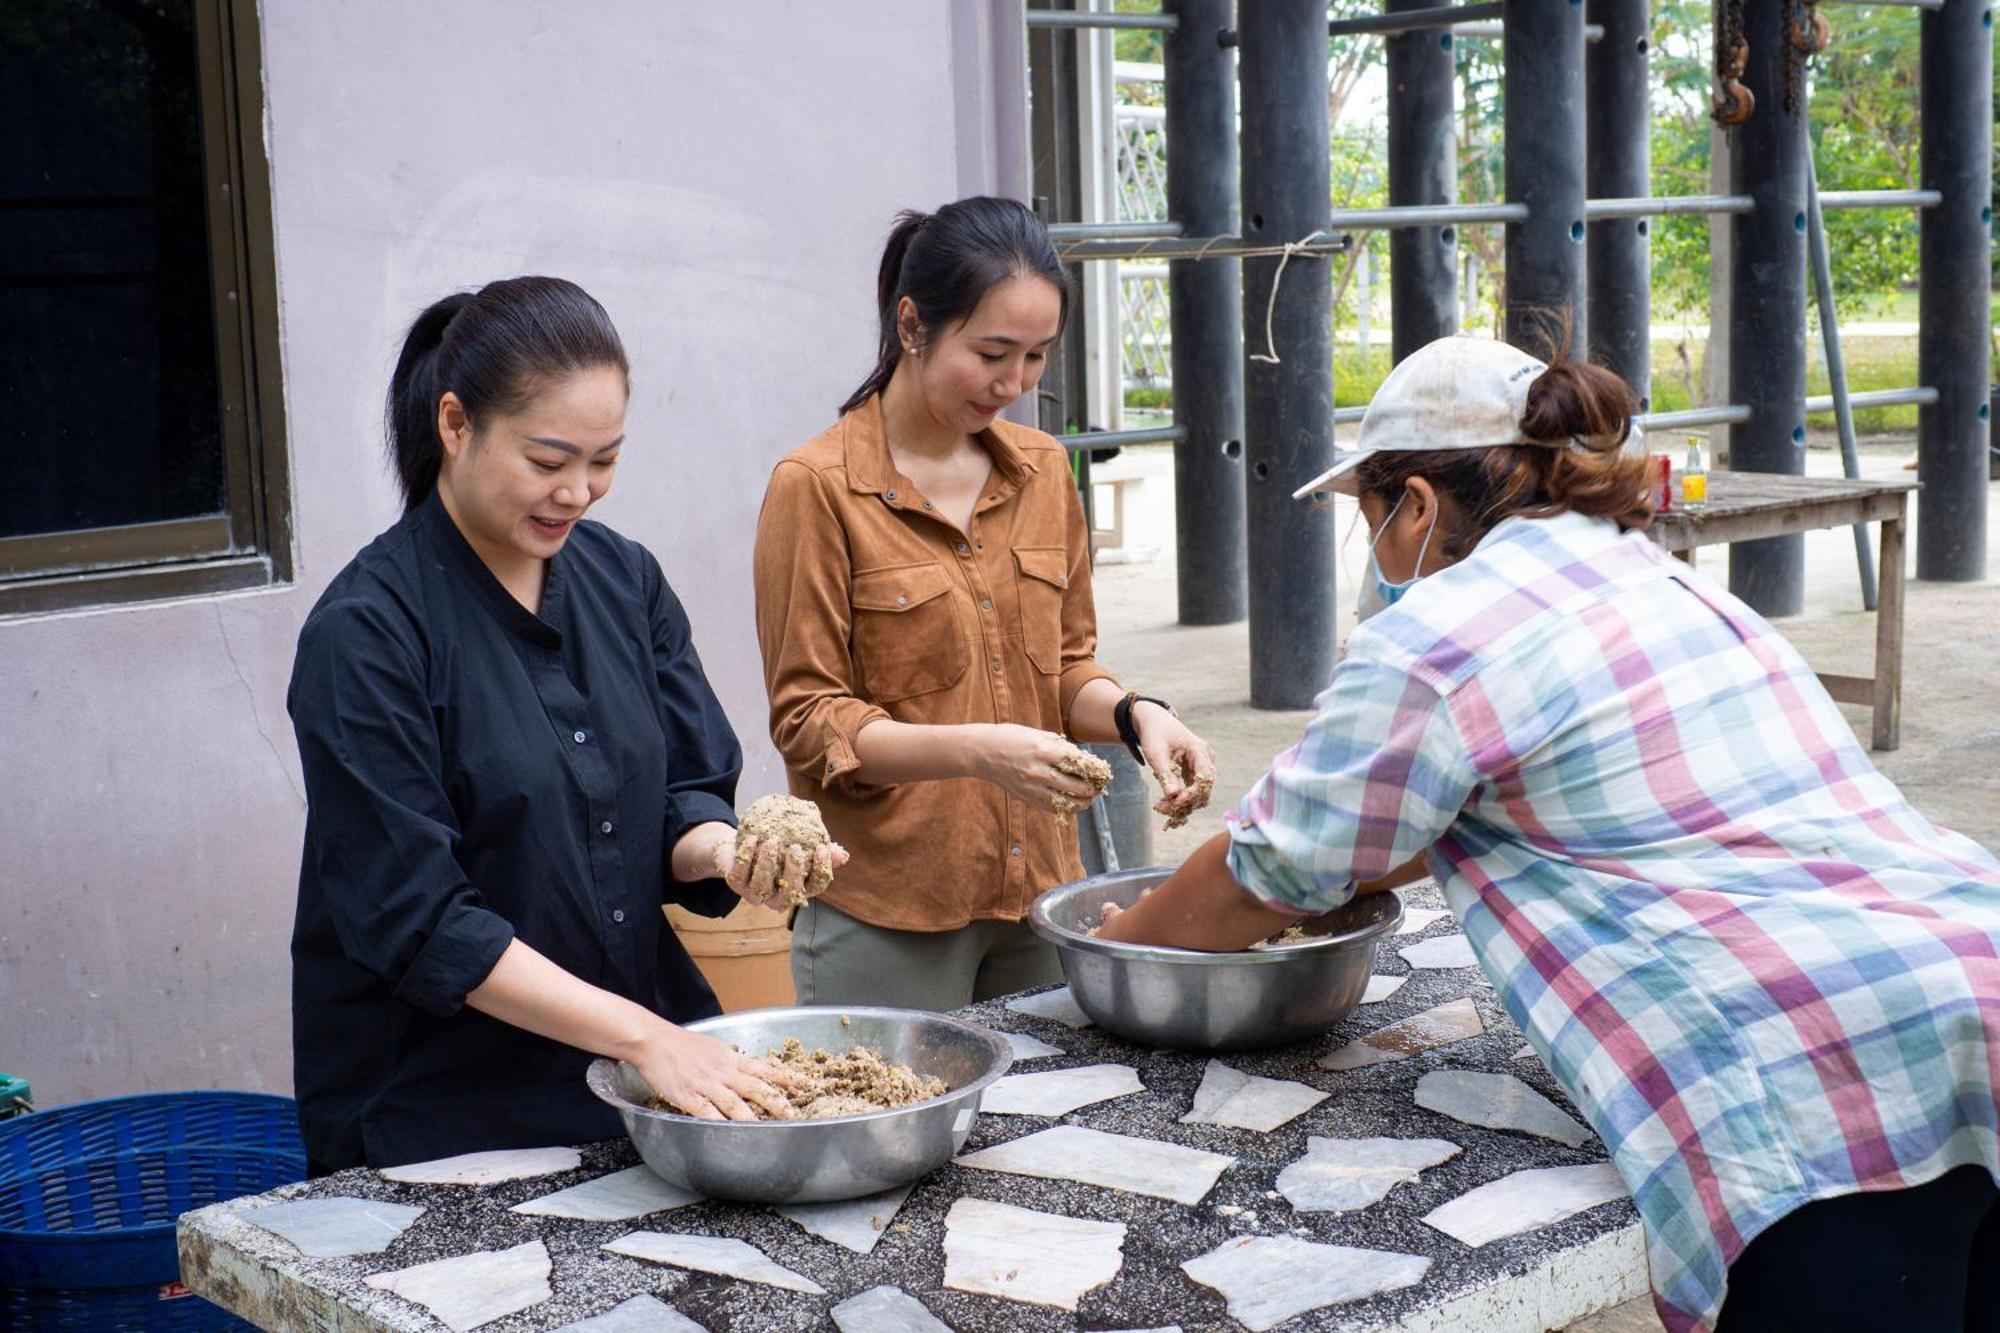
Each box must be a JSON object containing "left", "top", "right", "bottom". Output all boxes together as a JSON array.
[
  {"left": 1059, "top": 424, "right": 1187, "bottom": 452},
  {"left": 1025, "top": 9, "right": 1179, "bottom": 31}
]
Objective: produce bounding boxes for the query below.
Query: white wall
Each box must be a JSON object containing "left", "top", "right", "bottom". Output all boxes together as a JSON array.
[{"left": 0, "top": 0, "right": 1029, "bottom": 1106}]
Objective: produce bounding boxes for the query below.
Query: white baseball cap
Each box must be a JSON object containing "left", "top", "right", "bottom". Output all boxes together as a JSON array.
[{"left": 1293, "top": 335, "right": 1559, "bottom": 499}]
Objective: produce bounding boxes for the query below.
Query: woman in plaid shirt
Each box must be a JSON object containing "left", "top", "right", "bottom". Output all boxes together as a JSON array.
[{"left": 1103, "top": 336, "right": 2000, "bottom": 1332}]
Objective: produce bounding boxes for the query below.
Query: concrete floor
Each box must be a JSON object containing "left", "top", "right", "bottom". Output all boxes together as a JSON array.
[
  {"left": 1091, "top": 439, "right": 2000, "bottom": 864},
  {"left": 1089, "top": 441, "right": 2000, "bottom": 1331}
]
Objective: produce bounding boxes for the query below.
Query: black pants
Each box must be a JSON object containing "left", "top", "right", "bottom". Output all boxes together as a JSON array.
[{"left": 1718, "top": 1166, "right": 2000, "bottom": 1332}]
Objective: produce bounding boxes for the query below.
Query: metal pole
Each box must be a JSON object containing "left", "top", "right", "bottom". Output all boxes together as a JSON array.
[
  {"left": 1218, "top": 3, "right": 1522, "bottom": 46},
  {"left": 1329, "top": 2, "right": 1500, "bottom": 38},
  {"left": 1387, "top": 0, "right": 1459, "bottom": 361},
  {"left": 1331, "top": 202, "right": 1525, "bottom": 228},
  {"left": 1636, "top": 404, "right": 1754, "bottom": 430},
  {"left": 1455, "top": 20, "right": 1605, "bottom": 39},
  {"left": 1503, "top": 0, "right": 1587, "bottom": 354},
  {"left": 1164, "top": 0, "right": 1246, "bottom": 625},
  {"left": 1725, "top": 0, "right": 1809, "bottom": 615},
  {"left": 1585, "top": 194, "right": 1754, "bottom": 219},
  {"left": 1586, "top": 0, "right": 1650, "bottom": 406},
  {"left": 1804, "top": 131, "right": 1879, "bottom": 610},
  {"left": 1059, "top": 424, "right": 1189, "bottom": 451},
  {"left": 1025, "top": 10, "right": 1181, "bottom": 30},
  {"left": 1240, "top": 0, "right": 1335, "bottom": 709},
  {"left": 1028, "top": 10, "right": 1097, "bottom": 529},
  {"left": 1046, "top": 221, "right": 1184, "bottom": 241},
  {"left": 1917, "top": 0, "right": 1991, "bottom": 581},
  {"left": 1818, "top": 189, "right": 1943, "bottom": 210},
  {"left": 1805, "top": 387, "right": 1938, "bottom": 413}
]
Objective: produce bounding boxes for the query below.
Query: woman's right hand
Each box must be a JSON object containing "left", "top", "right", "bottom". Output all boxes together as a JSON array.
[
  {"left": 635, "top": 1024, "right": 798, "bottom": 1121},
  {"left": 970, "top": 724, "right": 1105, "bottom": 811}
]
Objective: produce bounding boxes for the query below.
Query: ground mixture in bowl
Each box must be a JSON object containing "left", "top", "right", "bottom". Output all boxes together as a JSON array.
[{"left": 650, "top": 1038, "right": 948, "bottom": 1120}]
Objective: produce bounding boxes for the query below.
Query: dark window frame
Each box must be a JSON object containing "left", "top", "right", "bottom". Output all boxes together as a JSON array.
[{"left": 0, "top": 0, "right": 291, "bottom": 618}]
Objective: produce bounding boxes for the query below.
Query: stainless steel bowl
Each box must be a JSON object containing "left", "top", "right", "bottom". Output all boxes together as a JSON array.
[
  {"left": 585, "top": 1006, "right": 1012, "bottom": 1204},
  {"left": 1029, "top": 866, "right": 1402, "bottom": 1052}
]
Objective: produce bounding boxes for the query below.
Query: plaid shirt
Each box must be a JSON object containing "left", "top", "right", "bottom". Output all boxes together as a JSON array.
[{"left": 1227, "top": 510, "right": 2000, "bottom": 1330}]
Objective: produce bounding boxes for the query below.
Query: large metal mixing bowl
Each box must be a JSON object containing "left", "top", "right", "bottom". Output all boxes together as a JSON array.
[
  {"left": 1029, "top": 866, "right": 1402, "bottom": 1051},
  {"left": 585, "top": 1007, "right": 1012, "bottom": 1204}
]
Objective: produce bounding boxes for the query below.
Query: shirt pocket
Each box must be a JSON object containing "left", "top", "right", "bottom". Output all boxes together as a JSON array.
[
  {"left": 1012, "top": 545, "right": 1069, "bottom": 675},
  {"left": 850, "top": 561, "right": 969, "bottom": 703}
]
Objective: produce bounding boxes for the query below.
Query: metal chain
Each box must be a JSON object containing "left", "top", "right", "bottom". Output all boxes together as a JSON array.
[{"left": 1713, "top": 0, "right": 1755, "bottom": 126}]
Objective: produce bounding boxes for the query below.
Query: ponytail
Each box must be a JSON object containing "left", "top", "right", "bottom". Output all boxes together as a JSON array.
[
  {"left": 840, "top": 210, "right": 930, "bottom": 416},
  {"left": 383, "top": 276, "right": 629, "bottom": 512},
  {"left": 385, "top": 293, "right": 474, "bottom": 514},
  {"left": 838, "top": 196, "right": 1070, "bottom": 417}
]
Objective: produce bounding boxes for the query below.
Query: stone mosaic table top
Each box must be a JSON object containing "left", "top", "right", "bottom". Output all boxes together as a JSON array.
[{"left": 178, "top": 888, "right": 1648, "bottom": 1332}]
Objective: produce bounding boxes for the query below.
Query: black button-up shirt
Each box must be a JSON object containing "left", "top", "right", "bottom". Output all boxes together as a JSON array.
[{"left": 287, "top": 491, "right": 742, "bottom": 1169}]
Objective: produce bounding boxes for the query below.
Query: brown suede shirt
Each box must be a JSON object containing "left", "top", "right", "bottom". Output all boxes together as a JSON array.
[{"left": 752, "top": 397, "right": 1118, "bottom": 931}]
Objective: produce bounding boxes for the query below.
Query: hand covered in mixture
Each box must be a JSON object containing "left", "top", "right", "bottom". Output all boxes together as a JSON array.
[
  {"left": 714, "top": 795, "right": 849, "bottom": 909},
  {"left": 974, "top": 723, "right": 1110, "bottom": 815},
  {"left": 637, "top": 1024, "right": 800, "bottom": 1121},
  {"left": 1132, "top": 703, "right": 1217, "bottom": 829}
]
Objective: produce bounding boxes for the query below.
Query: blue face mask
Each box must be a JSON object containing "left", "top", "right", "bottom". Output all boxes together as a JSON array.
[{"left": 1368, "top": 491, "right": 1435, "bottom": 608}]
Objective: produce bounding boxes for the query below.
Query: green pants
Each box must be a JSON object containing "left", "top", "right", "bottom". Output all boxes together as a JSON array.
[{"left": 790, "top": 900, "right": 1065, "bottom": 1010}]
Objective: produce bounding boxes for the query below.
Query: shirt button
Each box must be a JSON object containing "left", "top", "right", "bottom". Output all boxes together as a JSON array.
[
  {"left": 886, "top": 490, "right": 899, "bottom": 501},
  {"left": 611, "top": 909, "right": 626, "bottom": 924},
  {"left": 573, "top": 730, "right": 587, "bottom": 744},
  {"left": 600, "top": 820, "right": 614, "bottom": 835},
  {"left": 979, "top": 599, "right": 993, "bottom": 610},
  {"left": 897, "top": 595, "right": 909, "bottom": 606},
  {"left": 1010, "top": 845, "right": 1023, "bottom": 858},
  {"left": 922, "top": 500, "right": 933, "bottom": 510},
  {"left": 956, "top": 543, "right": 970, "bottom": 556},
  {"left": 991, "top": 660, "right": 1002, "bottom": 673}
]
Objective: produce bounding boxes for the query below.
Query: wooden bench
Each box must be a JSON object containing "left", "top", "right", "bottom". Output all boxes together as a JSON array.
[{"left": 1645, "top": 471, "right": 1918, "bottom": 751}]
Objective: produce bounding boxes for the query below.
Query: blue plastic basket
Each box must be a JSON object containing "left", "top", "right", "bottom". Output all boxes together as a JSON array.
[{"left": 0, "top": 1092, "right": 304, "bottom": 1331}]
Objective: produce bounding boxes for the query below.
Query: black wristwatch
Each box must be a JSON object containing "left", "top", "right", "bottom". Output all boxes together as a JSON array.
[{"left": 1113, "top": 690, "right": 1174, "bottom": 766}]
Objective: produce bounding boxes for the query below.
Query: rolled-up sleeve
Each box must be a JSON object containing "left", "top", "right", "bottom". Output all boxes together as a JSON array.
[
  {"left": 753, "top": 460, "right": 891, "bottom": 795},
  {"left": 1225, "top": 640, "right": 1476, "bottom": 915},
  {"left": 645, "top": 555, "right": 743, "bottom": 918},
  {"left": 1056, "top": 475, "right": 1119, "bottom": 727},
  {"left": 290, "top": 601, "right": 513, "bottom": 1017}
]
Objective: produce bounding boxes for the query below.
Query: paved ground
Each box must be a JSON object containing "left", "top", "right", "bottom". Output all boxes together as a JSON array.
[
  {"left": 1089, "top": 439, "right": 1999, "bottom": 1331},
  {"left": 1091, "top": 438, "right": 2000, "bottom": 865}
]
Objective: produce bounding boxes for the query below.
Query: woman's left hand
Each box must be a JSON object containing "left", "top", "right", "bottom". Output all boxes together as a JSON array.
[{"left": 1132, "top": 703, "right": 1217, "bottom": 823}]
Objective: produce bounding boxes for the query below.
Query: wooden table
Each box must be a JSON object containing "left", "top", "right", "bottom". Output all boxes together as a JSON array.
[{"left": 1646, "top": 471, "right": 1918, "bottom": 751}]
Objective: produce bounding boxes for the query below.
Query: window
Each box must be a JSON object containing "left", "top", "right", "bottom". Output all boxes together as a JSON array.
[{"left": 1, "top": 0, "right": 289, "bottom": 616}]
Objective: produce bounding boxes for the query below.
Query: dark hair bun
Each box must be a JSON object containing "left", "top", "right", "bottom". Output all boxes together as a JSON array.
[{"left": 1520, "top": 359, "right": 1638, "bottom": 450}]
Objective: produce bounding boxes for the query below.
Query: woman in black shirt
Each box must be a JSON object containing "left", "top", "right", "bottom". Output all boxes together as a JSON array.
[{"left": 288, "top": 277, "right": 830, "bottom": 1171}]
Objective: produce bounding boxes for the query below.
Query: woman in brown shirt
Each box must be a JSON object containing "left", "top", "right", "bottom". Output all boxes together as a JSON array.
[{"left": 753, "top": 196, "right": 1216, "bottom": 1009}]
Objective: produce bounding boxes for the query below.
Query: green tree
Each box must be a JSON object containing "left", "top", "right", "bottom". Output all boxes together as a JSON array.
[{"left": 1652, "top": 1, "right": 1926, "bottom": 318}]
